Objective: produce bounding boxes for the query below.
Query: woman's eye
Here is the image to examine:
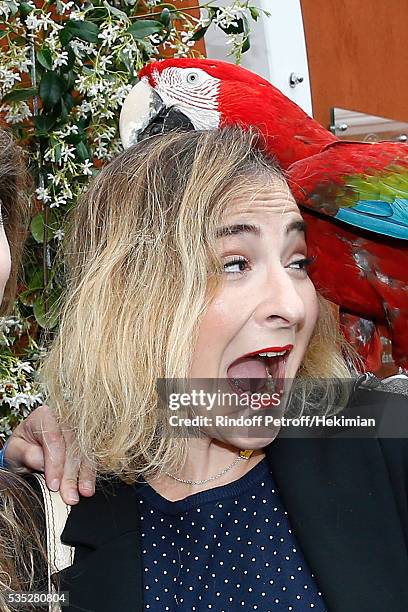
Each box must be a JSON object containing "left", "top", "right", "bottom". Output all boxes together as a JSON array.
[
  {"left": 288, "top": 255, "right": 316, "bottom": 274},
  {"left": 223, "top": 256, "right": 249, "bottom": 275}
]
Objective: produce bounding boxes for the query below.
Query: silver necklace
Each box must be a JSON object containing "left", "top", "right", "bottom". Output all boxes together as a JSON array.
[{"left": 164, "top": 449, "right": 254, "bottom": 486}]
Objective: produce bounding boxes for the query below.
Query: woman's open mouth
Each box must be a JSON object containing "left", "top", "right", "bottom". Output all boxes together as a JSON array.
[{"left": 226, "top": 345, "right": 292, "bottom": 407}]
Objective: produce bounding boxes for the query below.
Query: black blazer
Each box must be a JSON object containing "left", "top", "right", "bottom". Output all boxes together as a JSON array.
[{"left": 31, "top": 388, "right": 408, "bottom": 612}]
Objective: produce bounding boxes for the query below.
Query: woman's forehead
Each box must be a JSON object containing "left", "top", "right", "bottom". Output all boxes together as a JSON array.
[{"left": 223, "top": 179, "right": 299, "bottom": 219}]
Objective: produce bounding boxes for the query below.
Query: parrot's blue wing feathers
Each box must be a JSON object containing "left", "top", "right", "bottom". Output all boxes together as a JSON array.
[{"left": 335, "top": 198, "right": 408, "bottom": 239}]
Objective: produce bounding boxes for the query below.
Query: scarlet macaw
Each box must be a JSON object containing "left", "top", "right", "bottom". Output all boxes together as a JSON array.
[{"left": 119, "top": 58, "right": 408, "bottom": 374}]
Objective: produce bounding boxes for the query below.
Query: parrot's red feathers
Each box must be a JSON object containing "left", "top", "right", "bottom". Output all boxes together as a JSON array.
[{"left": 135, "top": 57, "right": 408, "bottom": 372}]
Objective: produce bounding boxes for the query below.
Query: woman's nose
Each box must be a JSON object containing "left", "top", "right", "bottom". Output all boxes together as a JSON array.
[{"left": 253, "top": 267, "right": 306, "bottom": 329}]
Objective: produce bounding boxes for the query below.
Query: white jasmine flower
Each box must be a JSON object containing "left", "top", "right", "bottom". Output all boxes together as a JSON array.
[
  {"left": 98, "top": 23, "right": 120, "bottom": 47},
  {"left": 192, "top": 10, "right": 211, "bottom": 29},
  {"left": 53, "top": 51, "right": 69, "bottom": 69},
  {"left": 50, "top": 196, "right": 67, "bottom": 209},
  {"left": 54, "top": 229, "right": 65, "bottom": 241},
  {"left": 54, "top": 124, "right": 79, "bottom": 138},
  {"left": 61, "top": 183, "right": 73, "bottom": 199},
  {"left": 0, "top": 68, "right": 22, "bottom": 97},
  {"left": 46, "top": 172, "right": 61, "bottom": 187},
  {"left": 0, "top": 1, "right": 14, "bottom": 18},
  {"left": 69, "top": 9, "right": 84, "bottom": 20},
  {"left": 59, "top": 143, "right": 76, "bottom": 163},
  {"left": 56, "top": 0, "right": 74, "bottom": 14},
  {"left": 180, "top": 31, "right": 196, "bottom": 47},
  {"left": 26, "top": 12, "right": 56, "bottom": 32},
  {"left": 3, "top": 101, "right": 32, "bottom": 124},
  {"left": 0, "top": 317, "right": 22, "bottom": 335},
  {"left": 212, "top": 6, "right": 247, "bottom": 30},
  {"left": 81, "top": 159, "right": 93, "bottom": 176},
  {"left": 11, "top": 361, "right": 34, "bottom": 374},
  {"left": 97, "top": 55, "right": 114, "bottom": 71},
  {"left": 94, "top": 143, "right": 109, "bottom": 159},
  {"left": 149, "top": 33, "right": 162, "bottom": 45},
  {"left": 35, "top": 186, "right": 52, "bottom": 203}
]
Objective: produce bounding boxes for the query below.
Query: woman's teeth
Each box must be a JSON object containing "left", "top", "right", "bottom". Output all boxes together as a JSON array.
[{"left": 258, "top": 350, "right": 286, "bottom": 357}]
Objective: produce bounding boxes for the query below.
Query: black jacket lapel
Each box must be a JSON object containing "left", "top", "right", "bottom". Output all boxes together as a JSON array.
[{"left": 56, "top": 478, "right": 144, "bottom": 612}]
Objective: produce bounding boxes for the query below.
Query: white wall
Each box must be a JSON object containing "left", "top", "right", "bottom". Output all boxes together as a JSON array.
[{"left": 204, "top": 0, "right": 314, "bottom": 117}]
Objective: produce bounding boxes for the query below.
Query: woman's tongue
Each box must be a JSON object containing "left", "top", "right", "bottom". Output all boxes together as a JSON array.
[{"left": 227, "top": 357, "right": 268, "bottom": 393}]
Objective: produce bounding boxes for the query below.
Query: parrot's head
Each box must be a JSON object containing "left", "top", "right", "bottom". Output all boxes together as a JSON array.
[{"left": 119, "top": 58, "right": 280, "bottom": 149}]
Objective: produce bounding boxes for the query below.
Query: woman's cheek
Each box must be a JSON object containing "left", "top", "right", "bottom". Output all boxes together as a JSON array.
[
  {"left": 0, "top": 228, "right": 11, "bottom": 301},
  {"left": 203, "top": 294, "right": 238, "bottom": 331},
  {"left": 301, "top": 282, "right": 320, "bottom": 345}
]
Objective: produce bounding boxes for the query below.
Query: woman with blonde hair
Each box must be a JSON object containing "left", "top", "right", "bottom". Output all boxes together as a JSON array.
[{"left": 2, "top": 126, "right": 408, "bottom": 611}]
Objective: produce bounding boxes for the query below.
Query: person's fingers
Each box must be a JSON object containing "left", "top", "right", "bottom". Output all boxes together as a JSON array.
[
  {"left": 58, "top": 426, "right": 91, "bottom": 505},
  {"left": 3, "top": 403, "right": 96, "bottom": 504},
  {"left": 59, "top": 451, "right": 81, "bottom": 505},
  {"left": 78, "top": 461, "right": 96, "bottom": 497},
  {"left": 59, "top": 427, "right": 96, "bottom": 501},
  {"left": 4, "top": 437, "right": 44, "bottom": 472},
  {"left": 30, "top": 406, "right": 67, "bottom": 491}
]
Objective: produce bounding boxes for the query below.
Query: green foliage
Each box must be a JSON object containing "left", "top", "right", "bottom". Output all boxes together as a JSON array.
[{"left": 0, "top": 0, "right": 264, "bottom": 424}]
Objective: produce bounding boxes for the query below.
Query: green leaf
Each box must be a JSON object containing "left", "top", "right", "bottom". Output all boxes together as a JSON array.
[
  {"left": 19, "top": 1, "right": 33, "bottom": 16},
  {"left": 249, "top": 7, "right": 260, "bottom": 20},
  {"left": 5, "top": 0, "right": 18, "bottom": 16},
  {"left": 28, "top": 268, "right": 44, "bottom": 291},
  {"left": 54, "top": 143, "right": 62, "bottom": 163},
  {"left": 59, "top": 27, "right": 73, "bottom": 47},
  {"left": 0, "top": 30, "right": 8, "bottom": 40},
  {"left": 2, "top": 86, "right": 37, "bottom": 103},
  {"left": 103, "top": 0, "right": 129, "bottom": 22},
  {"left": 39, "top": 72, "right": 65, "bottom": 108},
  {"left": 33, "top": 291, "right": 61, "bottom": 329},
  {"left": 64, "top": 20, "right": 100, "bottom": 43},
  {"left": 119, "top": 48, "right": 133, "bottom": 74},
  {"left": 61, "top": 70, "right": 75, "bottom": 92},
  {"left": 19, "top": 288, "right": 38, "bottom": 307},
  {"left": 160, "top": 8, "right": 171, "bottom": 27},
  {"left": 30, "top": 212, "right": 59, "bottom": 244},
  {"left": 59, "top": 98, "right": 68, "bottom": 122},
  {"left": 127, "top": 19, "right": 164, "bottom": 40},
  {"left": 62, "top": 92, "right": 74, "bottom": 112},
  {"left": 242, "top": 37, "right": 251, "bottom": 53},
  {"left": 65, "top": 46, "right": 77, "bottom": 72},
  {"left": 37, "top": 48, "right": 53, "bottom": 71},
  {"left": 34, "top": 114, "right": 57, "bottom": 137},
  {"left": 214, "top": 9, "right": 247, "bottom": 35},
  {"left": 189, "top": 25, "right": 210, "bottom": 42},
  {"left": 76, "top": 141, "right": 90, "bottom": 162},
  {"left": 30, "top": 213, "right": 46, "bottom": 244}
]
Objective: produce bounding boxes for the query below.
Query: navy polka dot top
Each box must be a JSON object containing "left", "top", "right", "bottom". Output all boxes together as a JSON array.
[{"left": 135, "top": 458, "right": 326, "bottom": 611}]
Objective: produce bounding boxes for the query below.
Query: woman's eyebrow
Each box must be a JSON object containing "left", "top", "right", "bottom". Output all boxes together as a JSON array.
[
  {"left": 215, "top": 219, "right": 306, "bottom": 239},
  {"left": 215, "top": 223, "right": 260, "bottom": 238},
  {"left": 286, "top": 219, "right": 306, "bottom": 236}
]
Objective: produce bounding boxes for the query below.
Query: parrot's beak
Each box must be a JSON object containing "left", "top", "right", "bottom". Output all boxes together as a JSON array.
[{"left": 119, "top": 78, "right": 194, "bottom": 149}]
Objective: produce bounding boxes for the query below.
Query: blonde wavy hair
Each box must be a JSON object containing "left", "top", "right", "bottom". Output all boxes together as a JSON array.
[{"left": 42, "top": 127, "right": 362, "bottom": 484}]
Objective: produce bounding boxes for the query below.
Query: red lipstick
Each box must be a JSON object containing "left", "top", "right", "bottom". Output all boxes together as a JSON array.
[{"left": 241, "top": 344, "right": 293, "bottom": 359}]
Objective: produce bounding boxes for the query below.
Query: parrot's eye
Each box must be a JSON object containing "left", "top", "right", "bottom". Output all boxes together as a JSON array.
[{"left": 186, "top": 72, "right": 199, "bottom": 85}]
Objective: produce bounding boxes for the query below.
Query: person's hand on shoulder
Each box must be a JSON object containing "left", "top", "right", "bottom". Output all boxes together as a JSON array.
[{"left": 3, "top": 404, "right": 95, "bottom": 505}]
